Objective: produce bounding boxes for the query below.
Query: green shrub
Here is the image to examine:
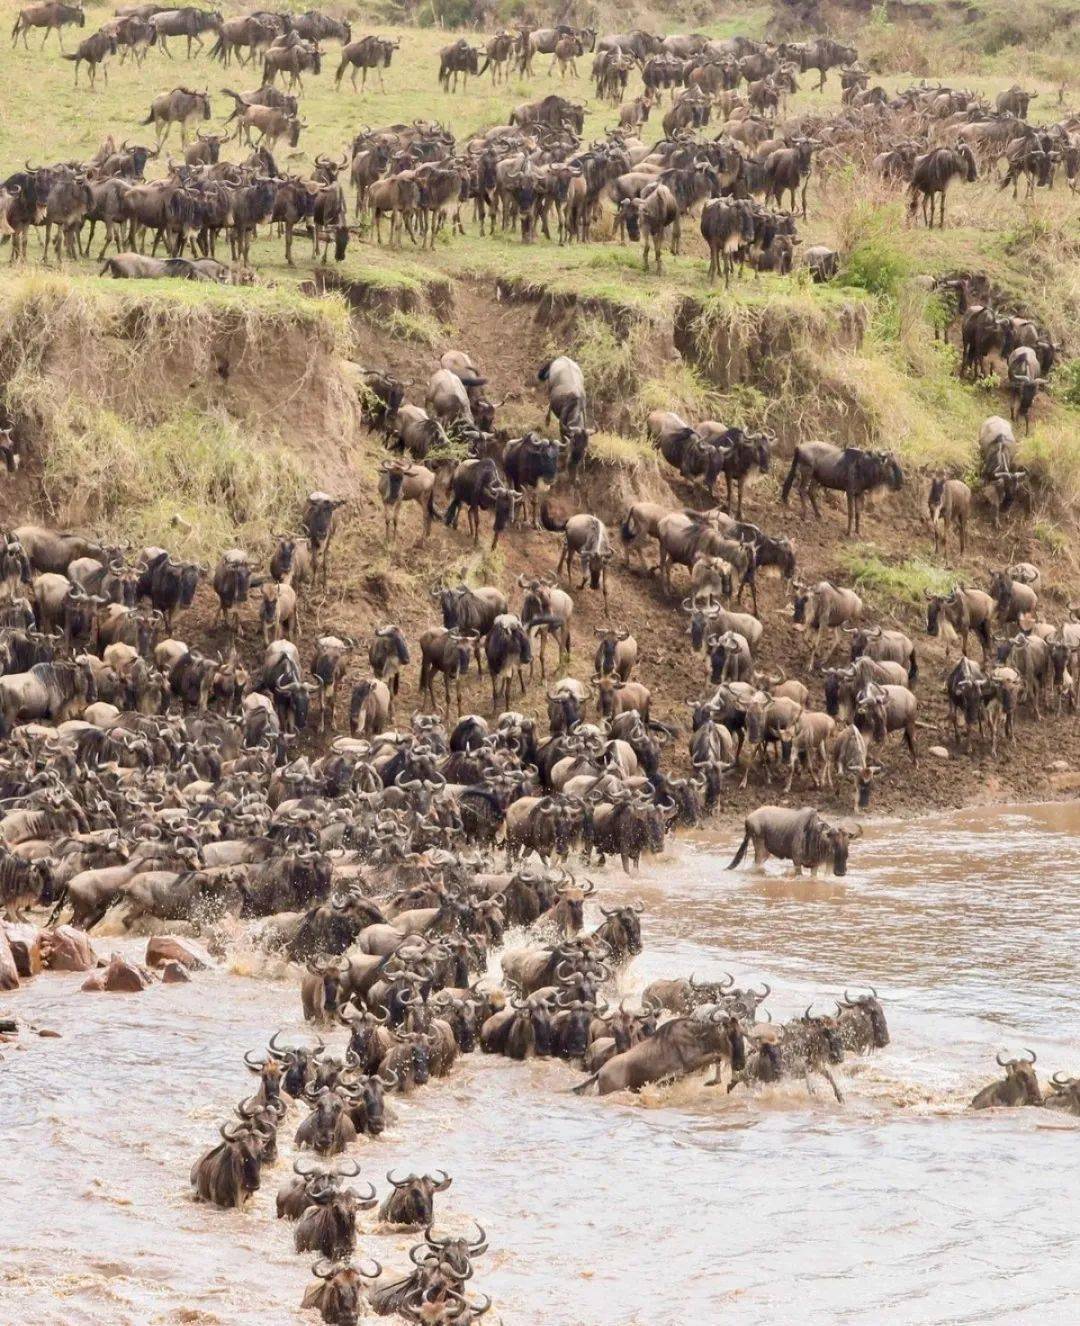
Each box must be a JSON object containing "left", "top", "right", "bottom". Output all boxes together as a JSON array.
[{"left": 839, "top": 207, "right": 912, "bottom": 298}]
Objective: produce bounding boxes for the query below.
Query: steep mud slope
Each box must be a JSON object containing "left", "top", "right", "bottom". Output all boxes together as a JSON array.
[{"left": 1, "top": 274, "right": 1078, "bottom": 822}]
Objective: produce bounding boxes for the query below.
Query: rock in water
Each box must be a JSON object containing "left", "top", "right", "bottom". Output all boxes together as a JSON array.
[
  {"left": 0, "top": 930, "right": 19, "bottom": 992},
  {"left": 1, "top": 923, "right": 43, "bottom": 977},
  {"left": 82, "top": 955, "right": 155, "bottom": 993},
  {"left": 145, "top": 935, "right": 207, "bottom": 971},
  {"left": 41, "top": 926, "right": 97, "bottom": 973}
]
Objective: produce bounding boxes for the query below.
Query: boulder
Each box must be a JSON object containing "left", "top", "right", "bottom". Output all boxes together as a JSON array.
[
  {"left": 82, "top": 955, "right": 155, "bottom": 993},
  {"left": 1048, "top": 759, "right": 1070, "bottom": 773},
  {"left": 0, "top": 929, "right": 19, "bottom": 992},
  {"left": 40, "top": 925, "right": 97, "bottom": 973},
  {"left": 1, "top": 923, "right": 43, "bottom": 977},
  {"left": 160, "top": 960, "right": 191, "bottom": 984},
  {"left": 145, "top": 935, "right": 207, "bottom": 972},
  {"left": 928, "top": 745, "right": 950, "bottom": 760}
]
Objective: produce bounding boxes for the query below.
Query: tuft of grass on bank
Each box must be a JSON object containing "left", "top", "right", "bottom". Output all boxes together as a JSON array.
[
  {"left": 40, "top": 404, "right": 308, "bottom": 559},
  {"left": 838, "top": 548, "right": 957, "bottom": 608}
]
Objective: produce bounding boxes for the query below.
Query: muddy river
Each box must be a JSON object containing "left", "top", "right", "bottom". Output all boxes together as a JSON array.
[{"left": 3, "top": 803, "right": 1080, "bottom": 1325}]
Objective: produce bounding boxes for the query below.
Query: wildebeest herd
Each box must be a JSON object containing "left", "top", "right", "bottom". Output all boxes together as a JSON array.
[
  {"left": 2, "top": 8, "right": 1078, "bottom": 289},
  {"left": 1, "top": 354, "right": 1077, "bottom": 1319}
]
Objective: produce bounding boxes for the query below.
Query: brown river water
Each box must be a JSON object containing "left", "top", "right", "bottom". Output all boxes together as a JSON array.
[{"left": 3, "top": 802, "right": 1080, "bottom": 1325}]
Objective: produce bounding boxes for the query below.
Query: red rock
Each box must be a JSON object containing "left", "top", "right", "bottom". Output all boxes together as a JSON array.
[
  {"left": 2, "top": 923, "right": 43, "bottom": 977},
  {"left": 40, "top": 925, "right": 97, "bottom": 973},
  {"left": 145, "top": 936, "right": 207, "bottom": 971},
  {"left": 160, "top": 960, "right": 191, "bottom": 984},
  {"left": 81, "top": 955, "right": 155, "bottom": 993},
  {"left": 0, "top": 930, "right": 18, "bottom": 992}
]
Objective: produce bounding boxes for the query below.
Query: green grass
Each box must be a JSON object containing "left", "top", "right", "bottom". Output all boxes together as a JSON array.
[{"left": 838, "top": 549, "right": 957, "bottom": 608}]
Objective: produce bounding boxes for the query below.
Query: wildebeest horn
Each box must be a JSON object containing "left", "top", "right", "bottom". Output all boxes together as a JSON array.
[
  {"left": 311, "top": 1258, "right": 336, "bottom": 1279},
  {"left": 1023, "top": 1048, "right": 1037, "bottom": 1063},
  {"left": 996, "top": 1050, "right": 1009, "bottom": 1067}
]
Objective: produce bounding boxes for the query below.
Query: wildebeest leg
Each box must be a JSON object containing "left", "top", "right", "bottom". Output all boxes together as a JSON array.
[
  {"left": 904, "top": 722, "right": 918, "bottom": 763},
  {"left": 821, "top": 1067, "right": 844, "bottom": 1104}
]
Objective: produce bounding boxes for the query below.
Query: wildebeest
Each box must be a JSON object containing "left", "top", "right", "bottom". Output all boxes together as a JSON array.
[
  {"left": 925, "top": 584, "right": 993, "bottom": 663},
  {"left": 1006, "top": 345, "right": 1046, "bottom": 434},
  {"left": 140, "top": 87, "right": 211, "bottom": 144},
  {"left": 792, "top": 580, "right": 863, "bottom": 668},
  {"left": 12, "top": 0, "right": 85, "bottom": 49},
  {"left": 907, "top": 144, "right": 978, "bottom": 227},
  {"left": 149, "top": 6, "right": 222, "bottom": 59},
  {"left": 63, "top": 28, "right": 117, "bottom": 85},
  {"left": 970, "top": 1049, "right": 1041, "bottom": 1108},
  {"left": 727, "top": 805, "right": 858, "bottom": 877},
  {"left": 926, "top": 475, "right": 971, "bottom": 557},
  {"left": 190, "top": 1122, "right": 263, "bottom": 1208},
  {"left": 573, "top": 1008, "right": 745, "bottom": 1095},
  {"left": 781, "top": 442, "right": 903, "bottom": 537},
  {"left": 537, "top": 356, "right": 590, "bottom": 477},
  {"left": 836, "top": 989, "right": 890, "bottom": 1053},
  {"left": 378, "top": 1170, "right": 452, "bottom": 1227}
]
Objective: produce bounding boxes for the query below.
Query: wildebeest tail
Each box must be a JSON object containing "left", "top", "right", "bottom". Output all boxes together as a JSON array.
[
  {"left": 539, "top": 502, "right": 566, "bottom": 533},
  {"left": 907, "top": 649, "right": 918, "bottom": 685},
  {"left": 620, "top": 511, "right": 637, "bottom": 544},
  {"left": 426, "top": 489, "right": 443, "bottom": 521},
  {"left": 537, "top": 359, "right": 553, "bottom": 382},
  {"left": 780, "top": 448, "right": 800, "bottom": 505},
  {"left": 62, "top": 52, "right": 78, "bottom": 61},
  {"left": 138, "top": 108, "right": 155, "bottom": 124},
  {"left": 726, "top": 829, "right": 751, "bottom": 870},
  {"left": 443, "top": 495, "right": 461, "bottom": 528},
  {"left": 570, "top": 1071, "right": 599, "bottom": 1095}
]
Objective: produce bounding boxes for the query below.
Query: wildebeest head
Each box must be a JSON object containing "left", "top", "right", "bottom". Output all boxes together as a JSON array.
[
  {"left": 994, "top": 1048, "right": 1042, "bottom": 1104},
  {"left": 841, "top": 988, "right": 889, "bottom": 1047},
  {"left": 593, "top": 626, "right": 630, "bottom": 675},
  {"left": 802, "top": 1006, "right": 845, "bottom": 1064}
]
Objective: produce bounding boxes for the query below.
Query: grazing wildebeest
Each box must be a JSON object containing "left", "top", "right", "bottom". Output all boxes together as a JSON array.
[
  {"left": 970, "top": 1050, "right": 1041, "bottom": 1108},
  {"left": 781, "top": 442, "right": 903, "bottom": 536},
  {"left": 572, "top": 1008, "right": 745, "bottom": 1095},
  {"left": 907, "top": 144, "right": 977, "bottom": 227},
  {"left": 727, "top": 805, "right": 858, "bottom": 877}
]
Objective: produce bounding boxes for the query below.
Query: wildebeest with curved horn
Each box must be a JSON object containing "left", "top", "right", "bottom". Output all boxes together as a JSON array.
[
  {"left": 378, "top": 1170, "right": 453, "bottom": 1227},
  {"left": 970, "top": 1049, "right": 1041, "bottom": 1108},
  {"left": 190, "top": 1121, "right": 264, "bottom": 1208}
]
